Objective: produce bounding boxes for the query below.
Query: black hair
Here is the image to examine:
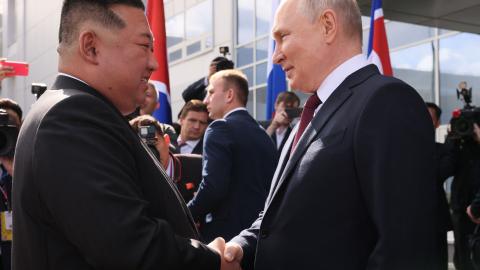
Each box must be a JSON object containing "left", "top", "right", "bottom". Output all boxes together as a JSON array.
[{"left": 59, "top": 0, "right": 145, "bottom": 45}]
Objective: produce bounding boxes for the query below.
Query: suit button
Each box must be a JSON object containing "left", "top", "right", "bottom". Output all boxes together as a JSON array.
[{"left": 260, "top": 229, "right": 269, "bottom": 239}]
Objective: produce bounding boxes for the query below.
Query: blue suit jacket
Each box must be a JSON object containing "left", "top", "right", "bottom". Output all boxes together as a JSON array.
[{"left": 188, "top": 109, "right": 276, "bottom": 242}]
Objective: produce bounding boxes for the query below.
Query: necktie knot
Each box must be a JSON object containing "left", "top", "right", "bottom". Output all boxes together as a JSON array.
[
  {"left": 291, "top": 94, "right": 322, "bottom": 152},
  {"left": 304, "top": 93, "right": 322, "bottom": 109}
]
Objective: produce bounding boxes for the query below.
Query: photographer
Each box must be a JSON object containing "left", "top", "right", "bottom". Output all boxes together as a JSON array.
[
  {"left": 181, "top": 56, "right": 234, "bottom": 103},
  {"left": 0, "top": 98, "right": 22, "bottom": 270},
  {"left": 443, "top": 83, "right": 480, "bottom": 270},
  {"left": 263, "top": 91, "right": 300, "bottom": 154},
  {"left": 129, "top": 115, "right": 202, "bottom": 202}
]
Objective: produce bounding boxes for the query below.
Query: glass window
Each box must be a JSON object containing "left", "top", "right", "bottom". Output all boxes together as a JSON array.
[
  {"left": 186, "top": 41, "right": 201, "bottom": 55},
  {"left": 255, "top": 0, "right": 271, "bottom": 37},
  {"left": 168, "top": 49, "right": 182, "bottom": 62},
  {"left": 242, "top": 67, "right": 254, "bottom": 87},
  {"left": 236, "top": 43, "right": 254, "bottom": 67},
  {"left": 255, "top": 62, "right": 267, "bottom": 85},
  {"left": 185, "top": 0, "right": 212, "bottom": 39},
  {"left": 439, "top": 33, "right": 480, "bottom": 124},
  {"left": 391, "top": 42, "right": 435, "bottom": 102},
  {"left": 255, "top": 87, "right": 267, "bottom": 120},
  {"left": 256, "top": 38, "right": 268, "bottom": 61},
  {"left": 247, "top": 90, "right": 254, "bottom": 116},
  {"left": 386, "top": 21, "right": 435, "bottom": 49},
  {"left": 237, "top": 0, "right": 254, "bottom": 44},
  {"left": 166, "top": 14, "right": 184, "bottom": 47}
]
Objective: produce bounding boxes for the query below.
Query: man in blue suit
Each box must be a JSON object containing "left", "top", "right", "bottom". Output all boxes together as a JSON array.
[{"left": 187, "top": 69, "right": 276, "bottom": 243}]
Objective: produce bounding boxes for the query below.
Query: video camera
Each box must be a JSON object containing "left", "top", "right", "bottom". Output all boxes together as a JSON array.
[
  {"left": 138, "top": 124, "right": 160, "bottom": 159},
  {"left": 449, "top": 82, "right": 480, "bottom": 144},
  {"left": 0, "top": 109, "right": 19, "bottom": 157}
]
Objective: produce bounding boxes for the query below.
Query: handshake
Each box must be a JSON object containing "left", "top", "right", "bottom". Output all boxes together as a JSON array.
[{"left": 208, "top": 237, "right": 244, "bottom": 270}]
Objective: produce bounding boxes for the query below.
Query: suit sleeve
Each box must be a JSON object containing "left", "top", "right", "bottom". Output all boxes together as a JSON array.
[
  {"left": 187, "top": 120, "right": 233, "bottom": 221},
  {"left": 354, "top": 81, "right": 437, "bottom": 270},
  {"left": 33, "top": 95, "right": 219, "bottom": 270},
  {"left": 182, "top": 78, "right": 207, "bottom": 102}
]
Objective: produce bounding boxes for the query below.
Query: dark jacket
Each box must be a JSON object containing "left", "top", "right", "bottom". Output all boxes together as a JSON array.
[
  {"left": 12, "top": 75, "right": 219, "bottom": 270},
  {"left": 188, "top": 110, "right": 277, "bottom": 242},
  {"left": 182, "top": 77, "right": 207, "bottom": 102},
  {"left": 231, "top": 65, "right": 438, "bottom": 270}
]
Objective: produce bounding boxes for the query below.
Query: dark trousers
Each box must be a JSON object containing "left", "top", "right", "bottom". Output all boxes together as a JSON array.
[
  {"left": 435, "top": 231, "right": 449, "bottom": 270},
  {"left": 452, "top": 211, "right": 476, "bottom": 270}
]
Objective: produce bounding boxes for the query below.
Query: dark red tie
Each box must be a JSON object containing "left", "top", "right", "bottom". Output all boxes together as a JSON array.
[{"left": 292, "top": 94, "right": 322, "bottom": 151}]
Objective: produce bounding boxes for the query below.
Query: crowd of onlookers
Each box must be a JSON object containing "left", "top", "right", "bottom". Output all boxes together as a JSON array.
[{"left": 1, "top": 52, "right": 480, "bottom": 269}]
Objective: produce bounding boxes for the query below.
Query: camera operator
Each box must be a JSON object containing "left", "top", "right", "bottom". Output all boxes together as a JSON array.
[
  {"left": 181, "top": 56, "right": 234, "bottom": 103},
  {"left": 0, "top": 98, "right": 22, "bottom": 270},
  {"left": 443, "top": 83, "right": 480, "bottom": 270},
  {"left": 262, "top": 91, "right": 300, "bottom": 155},
  {"left": 129, "top": 115, "right": 202, "bottom": 202}
]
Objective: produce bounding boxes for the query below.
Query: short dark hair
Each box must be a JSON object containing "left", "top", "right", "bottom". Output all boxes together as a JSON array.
[
  {"left": 275, "top": 91, "right": 300, "bottom": 107},
  {"left": 179, "top": 100, "right": 208, "bottom": 119},
  {"left": 0, "top": 98, "right": 23, "bottom": 121},
  {"left": 59, "top": 0, "right": 145, "bottom": 45},
  {"left": 426, "top": 102, "right": 442, "bottom": 119},
  {"left": 210, "top": 57, "right": 235, "bottom": 71},
  {"left": 210, "top": 70, "right": 249, "bottom": 106}
]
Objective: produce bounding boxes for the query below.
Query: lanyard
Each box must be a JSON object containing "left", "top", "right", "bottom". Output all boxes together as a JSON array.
[{"left": 0, "top": 185, "right": 10, "bottom": 211}]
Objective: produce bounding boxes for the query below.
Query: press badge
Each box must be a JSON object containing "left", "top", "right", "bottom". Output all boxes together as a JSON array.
[{"left": 1, "top": 211, "right": 12, "bottom": 241}]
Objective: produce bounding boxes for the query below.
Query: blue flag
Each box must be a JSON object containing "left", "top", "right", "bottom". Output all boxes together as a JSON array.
[{"left": 266, "top": 0, "right": 287, "bottom": 120}]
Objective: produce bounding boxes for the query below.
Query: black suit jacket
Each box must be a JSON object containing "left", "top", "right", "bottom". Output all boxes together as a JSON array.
[
  {"left": 182, "top": 77, "right": 207, "bottom": 102},
  {"left": 231, "top": 65, "right": 438, "bottom": 270},
  {"left": 173, "top": 153, "right": 203, "bottom": 203},
  {"left": 12, "top": 75, "right": 219, "bottom": 270},
  {"left": 188, "top": 110, "right": 277, "bottom": 242}
]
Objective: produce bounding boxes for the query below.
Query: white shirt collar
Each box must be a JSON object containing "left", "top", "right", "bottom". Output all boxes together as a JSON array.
[
  {"left": 223, "top": 107, "right": 247, "bottom": 119},
  {"left": 58, "top": 72, "right": 90, "bottom": 87},
  {"left": 177, "top": 136, "right": 200, "bottom": 147},
  {"left": 315, "top": 54, "right": 369, "bottom": 105}
]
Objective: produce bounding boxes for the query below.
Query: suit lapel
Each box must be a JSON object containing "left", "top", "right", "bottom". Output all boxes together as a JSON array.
[
  {"left": 264, "top": 65, "right": 379, "bottom": 210},
  {"left": 266, "top": 88, "right": 352, "bottom": 207}
]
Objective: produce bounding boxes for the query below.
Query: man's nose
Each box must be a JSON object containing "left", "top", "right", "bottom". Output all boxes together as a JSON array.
[
  {"left": 272, "top": 45, "right": 284, "bottom": 65},
  {"left": 149, "top": 52, "right": 159, "bottom": 71}
]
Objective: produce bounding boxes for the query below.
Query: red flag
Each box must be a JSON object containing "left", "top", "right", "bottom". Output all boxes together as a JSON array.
[
  {"left": 146, "top": 0, "right": 172, "bottom": 124},
  {"left": 367, "top": 0, "right": 393, "bottom": 76}
]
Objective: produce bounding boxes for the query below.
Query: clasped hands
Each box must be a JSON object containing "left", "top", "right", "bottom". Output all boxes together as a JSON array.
[{"left": 208, "top": 237, "right": 244, "bottom": 270}]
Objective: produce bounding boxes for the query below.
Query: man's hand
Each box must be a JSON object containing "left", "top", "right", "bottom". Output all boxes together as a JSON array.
[
  {"left": 467, "top": 205, "right": 480, "bottom": 224},
  {"left": 224, "top": 242, "right": 244, "bottom": 264},
  {"left": 208, "top": 238, "right": 242, "bottom": 270},
  {"left": 266, "top": 109, "right": 290, "bottom": 136},
  {"left": 0, "top": 62, "right": 13, "bottom": 81}
]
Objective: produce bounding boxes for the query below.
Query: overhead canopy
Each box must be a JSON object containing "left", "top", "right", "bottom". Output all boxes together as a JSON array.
[{"left": 358, "top": 0, "right": 480, "bottom": 34}]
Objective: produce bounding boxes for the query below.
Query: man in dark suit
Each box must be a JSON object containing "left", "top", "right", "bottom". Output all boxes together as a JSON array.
[
  {"left": 12, "top": 1, "right": 227, "bottom": 269},
  {"left": 173, "top": 99, "right": 209, "bottom": 155},
  {"left": 182, "top": 57, "right": 235, "bottom": 102},
  {"left": 216, "top": 0, "right": 438, "bottom": 269},
  {"left": 426, "top": 102, "right": 454, "bottom": 270},
  {"left": 187, "top": 69, "right": 277, "bottom": 243}
]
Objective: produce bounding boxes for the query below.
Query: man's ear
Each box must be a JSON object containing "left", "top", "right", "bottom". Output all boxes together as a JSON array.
[
  {"left": 319, "top": 9, "right": 337, "bottom": 44},
  {"left": 78, "top": 30, "right": 99, "bottom": 65},
  {"left": 163, "top": 134, "right": 171, "bottom": 145},
  {"left": 225, "top": 88, "right": 235, "bottom": 103}
]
